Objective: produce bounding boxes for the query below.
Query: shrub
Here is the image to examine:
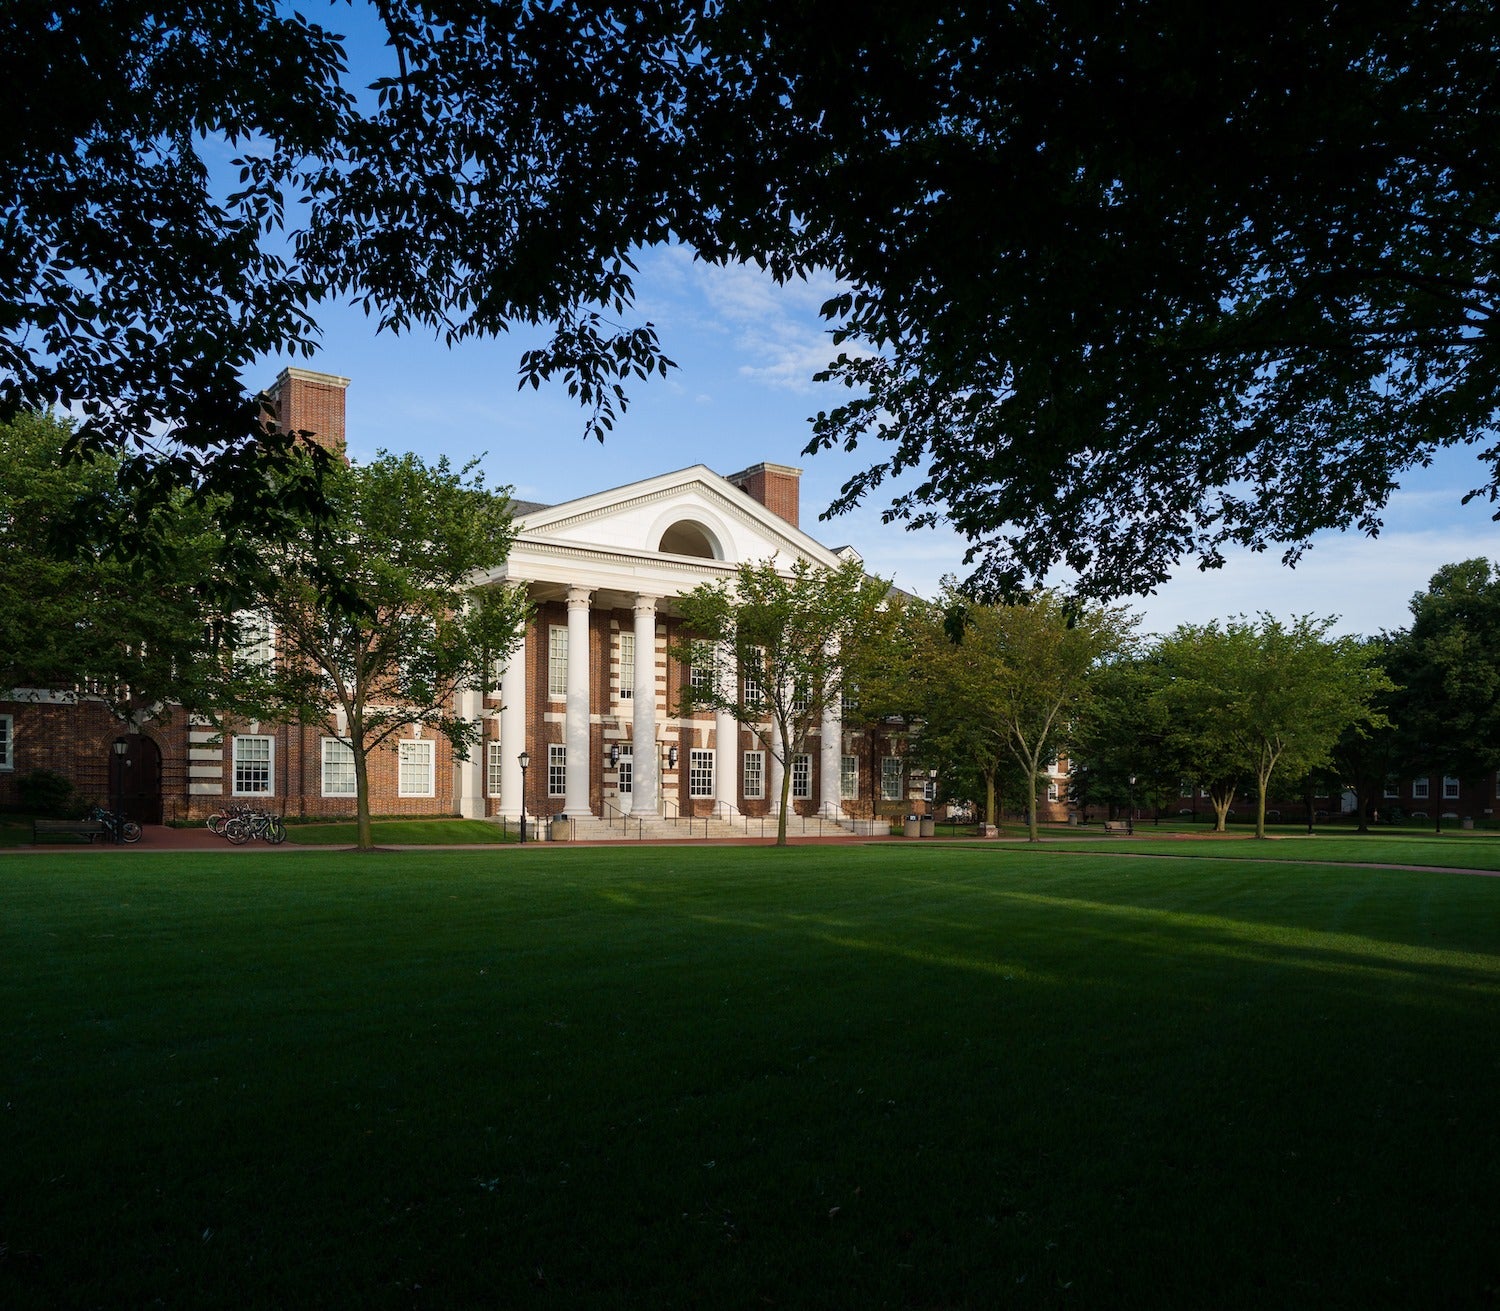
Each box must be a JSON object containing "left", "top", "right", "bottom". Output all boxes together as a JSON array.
[{"left": 15, "top": 768, "right": 78, "bottom": 817}]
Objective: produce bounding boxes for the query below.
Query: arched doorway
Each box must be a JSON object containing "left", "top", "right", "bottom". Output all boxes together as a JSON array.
[{"left": 109, "top": 734, "right": 163, "bottom": 824}]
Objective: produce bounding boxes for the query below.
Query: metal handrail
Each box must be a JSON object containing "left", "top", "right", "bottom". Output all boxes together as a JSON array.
[{"left": 600, "top": 799, "right": 646, "bottom": 841}]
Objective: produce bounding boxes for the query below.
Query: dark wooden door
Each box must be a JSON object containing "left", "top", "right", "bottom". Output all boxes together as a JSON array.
[{"left": 110, "top": 734, "right": 162, "bottom": 824}]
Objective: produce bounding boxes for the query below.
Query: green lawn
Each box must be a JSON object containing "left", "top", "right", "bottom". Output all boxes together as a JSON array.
[
  {"left": 1024, "top": 829, "right": 1500, "bottom": 871},
  {"left": 284, "top": 817, "right": 520, "bottom": 845},
  {"left": 3, "top": 845, "right": 1497, "bottom": 1308}
]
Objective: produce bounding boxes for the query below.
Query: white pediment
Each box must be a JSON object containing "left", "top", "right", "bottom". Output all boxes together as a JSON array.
[
  {"left": 484, "top": 465, "right": 856, "bottom": 603},
  {"left": 521, "top": 466, "right": 845, "bottom": 568}
]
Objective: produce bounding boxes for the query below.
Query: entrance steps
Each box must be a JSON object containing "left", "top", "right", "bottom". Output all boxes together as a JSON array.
[{"left": 547, "top": 812, "right": 865, "bottom": 842}]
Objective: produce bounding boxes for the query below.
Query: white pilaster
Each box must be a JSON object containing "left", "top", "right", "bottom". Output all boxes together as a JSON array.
[
  {"left": 456, "top": 684, "right": 485, "bottom": 819},
  {"left": 565, "top": 587, "right": 593, "bottom": 815},
  {"left": 498, "top": 630, "right": 527, "bottom": 819},
  {"left": 715, "top": 651, "right": 739, "bottom": 816},
  {"left": 631, "top": 595, "right": 659, "bottom": 816},
  {"left": 819, "top": 697, "right": 842, "bottom": 817}
]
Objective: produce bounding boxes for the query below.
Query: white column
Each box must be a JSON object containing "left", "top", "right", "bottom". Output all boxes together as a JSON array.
[
  {"left": 631, "top": 595, "right": 659, "bottom": 816},
  {"left": 498, "top": 628, "right": 527, "bottom": 819},
  {"left": 819, "top": 698, "right": 842, "bottom": 817},
  {"left": 456, "top": 684, "right": 485, "bottom": 819},
  {"left": 715, "top": 651, "right": 739, "bottom": 816},
  {"left": 565, "top": 587, "right": 592, "bottom": 815}
]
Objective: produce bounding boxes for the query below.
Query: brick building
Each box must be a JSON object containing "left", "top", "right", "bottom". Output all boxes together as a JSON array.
[{"left": 1, "top": 370, "right": 933, "bottom": 832}]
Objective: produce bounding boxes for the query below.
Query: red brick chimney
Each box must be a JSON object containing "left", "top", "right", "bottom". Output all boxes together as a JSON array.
[
  {"left": 726, "top": 462, "right": 800, "bottom": 529},
  {"left": 263, "top": 367, "right": 350, "bottom": 454}
]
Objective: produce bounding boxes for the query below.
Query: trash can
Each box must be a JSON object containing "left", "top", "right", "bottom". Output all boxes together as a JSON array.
[
  {"left": 903, "top": 814, "right": 922, "bottom": 838},
  {"left": 919, "top": 816, "right": 936, "bottom": 838},
  {"left": 1462, "top": 816, "right": 1475, "bottom": 830},
  {"left": 549, "top": 815, "right": 571, "bottom": 842}
]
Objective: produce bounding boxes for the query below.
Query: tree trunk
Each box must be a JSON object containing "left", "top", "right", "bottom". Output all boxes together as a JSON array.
[
  {"left": 1210, "top": 788, "right": 1234, "bottom": 832},
  {"left": 353, "top": 735, "right": 374, "bottom": 851},
  {"left": 1254, "top": 770, "right": 1270, "bottom": 839},
  {"left": 775, "top": 722, "right": 791, "bottom": 846},
  {"left": 1025, "top": 768, "right": 1040, "bottom": 843},
  {"left": 983, "top": 769, "right": 997, "bottom": 828}
]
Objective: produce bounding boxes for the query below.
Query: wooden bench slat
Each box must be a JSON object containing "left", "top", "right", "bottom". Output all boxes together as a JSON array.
[{"left": 32, "top": 819, "right": 107, "bottom": 843}]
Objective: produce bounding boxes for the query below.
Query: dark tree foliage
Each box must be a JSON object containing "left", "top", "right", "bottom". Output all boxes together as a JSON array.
[
  {"left": 1, "top": 0, "right": 708, "bottom": 541},
  {"left": 1388, "top": 560, "right": 1500, "bottom": 824},
  {"left": 10, "top": 2, "right": 1500, "bottom": 602},
  {"left": 700, "top": 0, "right": 1500, "bottom": 598}
]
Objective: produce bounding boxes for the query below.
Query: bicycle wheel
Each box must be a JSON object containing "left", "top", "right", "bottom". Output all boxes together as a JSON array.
[
  {"left": 206, "top": 811, "right": 225, "bottom": 835},
  {"left": 121, "top": 821, "right": 143, "bottom": 843},
  {"left": 223, "top": 817, "right": 250, "bottom": 846},
  {"left": 265, "top": 818, "right": 287, "bottom": 845}
]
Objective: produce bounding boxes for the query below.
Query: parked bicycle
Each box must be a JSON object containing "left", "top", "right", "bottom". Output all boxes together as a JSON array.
[
  {"left": 87, "top": 804, "right": 142, "bottom": 844},
  {"left": 206, "top": 803, "right": 253, "bottom": 835},
  {"left": 222, "top": 808, "right": 288, "bottom": 845}
]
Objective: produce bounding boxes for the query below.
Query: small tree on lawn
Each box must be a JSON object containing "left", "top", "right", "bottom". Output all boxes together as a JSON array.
[
  {"left": 919, "top": 590, "right": 1137, "bottom": 842},
  {"left": 226, "top": 451, "right": 529, "bottom": 851},
  {"left": 1155, "top": 617, "right": 1391, "bottom": 839},
  {"left": 675, "top": 558, "right": 888, "bottom": 846}
]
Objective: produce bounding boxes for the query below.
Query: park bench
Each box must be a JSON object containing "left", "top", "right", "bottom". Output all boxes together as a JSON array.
[
  {"left": 1102, "top": 820, "right": 1131, "bottom": 834},
  {"left": 32, "top": 818, "right": 107, "bottom": 844}
]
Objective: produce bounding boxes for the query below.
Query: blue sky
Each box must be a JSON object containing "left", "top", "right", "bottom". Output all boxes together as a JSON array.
[
  {"left": 263, "top": 5, "right": 1498, "bottom": 639},
  {"left": 282, "top": 244, "right": 1497, "bottom": 640}
]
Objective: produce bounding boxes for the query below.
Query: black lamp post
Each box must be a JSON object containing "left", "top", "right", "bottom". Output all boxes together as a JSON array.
[
  {"left": 518, "top": 750, "right": 530, "bottom": 843},
  {"left": 112, "top": 737, "right": 129, "bottom": 843},
  {"left": 1127, "top": 773, "right": 1137, "bottom": 836}
]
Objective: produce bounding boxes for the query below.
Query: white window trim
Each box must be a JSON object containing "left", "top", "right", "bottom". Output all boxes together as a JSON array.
[
  {"left": 232, "top": 734, "right": 275, "bottom": 796},
  {"left": 1444, "top": 776, "right": 1461, "bottom": 799},
  {"left": 791, "top": 753, "right": 812, "bottom": 800},
  {"left": 0, "top": 713, "right": 12, "bottom": 771},
  {"left": 1413, "top": 777, "right": 1430, "bottom": 799},
  {"left": 398, "top": 739, "right": 435, "bottom": 798},
  {"left": 233, "top": 608, "right": 275, "bottom": 671},
  {"left": 548, "top": 625, "right": 567, "bottom": 700},
  {"left": 548, "top": 743, "right": 566, "bottom": 797},
  {"left": 689, "top": 748, "right": 715, "bottom": 798},
  {"left": 1383, "top": 781, "right": 1400, "bottom": 799},
  {"left": 743, "top": 750, "right": 765, "bottom": 800},
  {"left": 617, "top": 631, "right": 634, "bottom": 702},
  {"left": 320, "top": 737, "right": 356, "bottom": 798},
  {"left": 880, "top": 756, "right": 903, "bottom": 802},
  {"left": 840, "top": 755, "right": 858, "bottom": 801},
  {"left": 615, "top": 742, "right": 633, "bottom": 796},
  {"left": 486, "top": 740, "right": 505, "bottom": 799}
]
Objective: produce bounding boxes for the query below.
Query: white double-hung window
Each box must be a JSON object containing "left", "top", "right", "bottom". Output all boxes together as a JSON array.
[
  {"left": 617, "top": 631, "right": 635, "bottom": 701},
  {"left": 880, "top": 756, "right": 904, "bottom": 802},
  {"left": 743, "top": 750, "right": 765, "bottom": 799},
  {"left": 321, "top": 738, "right": 356, "bottom": 797},
  {"left": 233, "top": 735, "right": 274, "bottom": 795},
  {"left": 548, "top": 626, "right": 568, "bottom": 699},
  {"left": 398, "top": 739, "right": 435, "bottom": 797},
  {"left": 791, "top": 753, "right": 812, "bottom": 800},
  {"left": 840, "top": 755, "right": 858, "bottom": 800},
  {"left": 689, "top": 749, "right": 715, "bottom": 798},
  {"left": 232, "top": 609, "right": 274, "bottom": 671}
]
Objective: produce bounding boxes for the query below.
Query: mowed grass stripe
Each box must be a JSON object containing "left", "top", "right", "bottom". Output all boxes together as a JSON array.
[{"left": 2, "top": 846, "right": 1497, "bottom": 1308}]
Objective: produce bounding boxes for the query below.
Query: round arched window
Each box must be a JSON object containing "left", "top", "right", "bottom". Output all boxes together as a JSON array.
[{"left": 657, "top": 520, "right": 722, "bottom": 559}]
